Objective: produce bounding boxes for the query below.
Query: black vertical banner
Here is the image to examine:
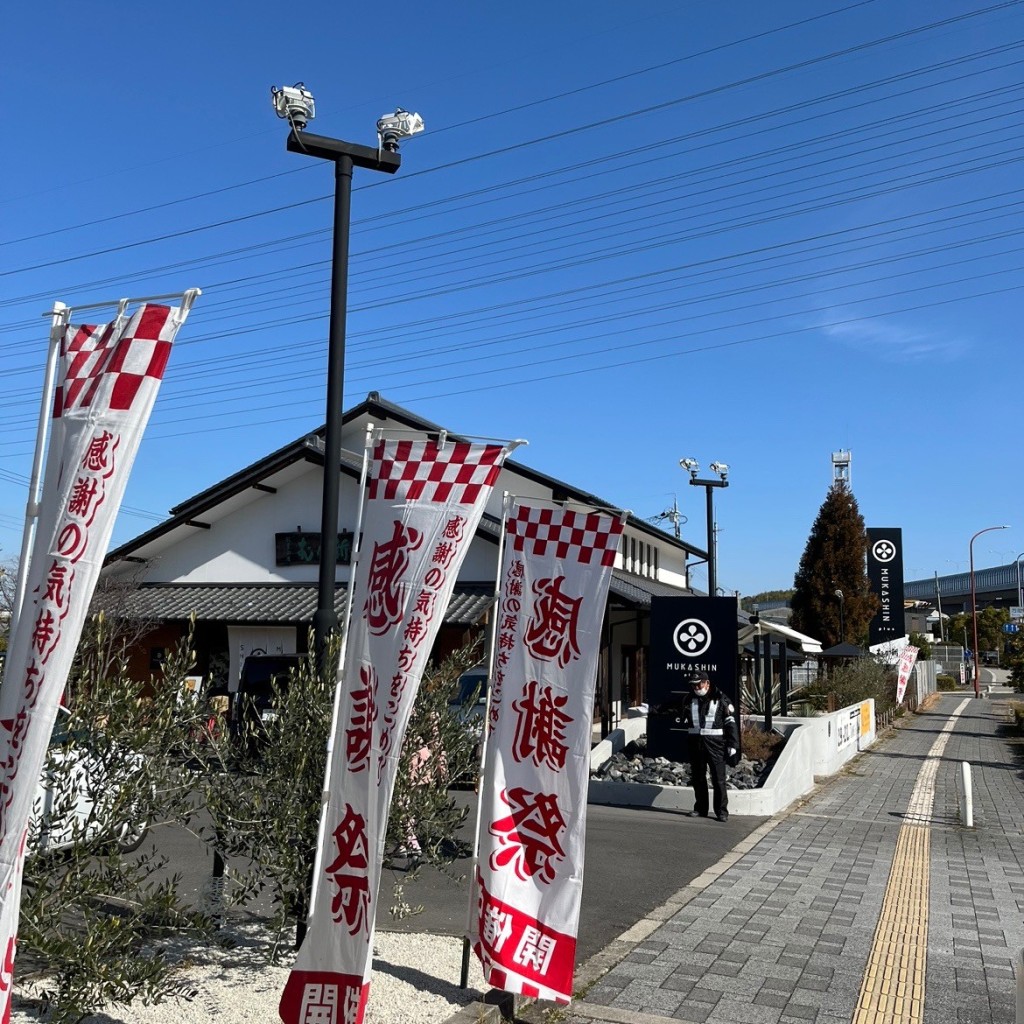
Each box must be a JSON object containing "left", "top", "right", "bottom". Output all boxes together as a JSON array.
[
  {"left": 646, "top": 596, "right": 738, "bottom": 759},
  {"left": 866, "top": 527, "right": 905, "bottom": 646}
]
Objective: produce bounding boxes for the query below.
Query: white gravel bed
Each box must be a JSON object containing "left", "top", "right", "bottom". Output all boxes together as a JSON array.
[{"left": 13, "top": 929, "right": 488, "bottom": 1023}]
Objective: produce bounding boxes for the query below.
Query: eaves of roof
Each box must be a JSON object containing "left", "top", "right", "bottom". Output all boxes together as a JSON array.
[
  {"left": 608, "top": 571, "right": 694, "bottom": 608},
  {"left": 107, "top": 391, "right": 703, "bottom": 565}
]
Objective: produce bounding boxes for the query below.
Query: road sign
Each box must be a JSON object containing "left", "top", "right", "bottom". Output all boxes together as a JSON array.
[
  {"left": 1002, "top": 623, "right": 1020, "bottom": 634},
  {"left": 1011, "top": 606, "right": 1024, "bottom": 621}
]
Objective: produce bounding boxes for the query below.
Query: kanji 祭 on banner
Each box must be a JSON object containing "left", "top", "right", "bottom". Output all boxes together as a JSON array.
[
  {"left": 280, "top": 437, "right": 517, "bottom": 1024},
  {"left": 471, "top": 501, "right": 625, "bottom": 1005},
  {"left": 0, "top": 299, "right": 196, "bottom": 1021}
]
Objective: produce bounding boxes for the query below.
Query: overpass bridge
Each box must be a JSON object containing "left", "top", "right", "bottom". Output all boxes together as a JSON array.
[{"left": 905, "top": 562, "right": 1023, "bottom": 614}]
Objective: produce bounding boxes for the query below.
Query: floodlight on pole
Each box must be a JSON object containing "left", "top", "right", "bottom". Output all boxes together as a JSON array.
[
  {"left": 679, "top": 457, "right": 729, "bottom": 595},
  {"left": 968, "top": 525, "right": 1010, "bottom": 698},
  {"left": 270, "top": 86, "right": 423, "bottom": 668}
]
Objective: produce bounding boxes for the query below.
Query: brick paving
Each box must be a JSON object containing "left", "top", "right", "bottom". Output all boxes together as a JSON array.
[{"left": 547, "top": 693, "right": 1024, "bottom": 1024}]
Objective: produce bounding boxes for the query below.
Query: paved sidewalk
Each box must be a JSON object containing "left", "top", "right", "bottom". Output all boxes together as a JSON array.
[{"left": 545, "top": 693, "right": 1024, "bottom": 1024}]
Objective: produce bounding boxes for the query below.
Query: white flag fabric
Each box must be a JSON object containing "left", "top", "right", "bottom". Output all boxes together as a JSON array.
[
  {"left": 0, "top": 303, "right": 191, "bottom": 1019},
  {"left": 471, "top": 502, "right": 624, "bottom": 1004},
  {"left": 896, "top": 645, "right": 919, "bottom": 704},
  {"left": 280, "top": 438, "right": 511, "bottom": 1024}
]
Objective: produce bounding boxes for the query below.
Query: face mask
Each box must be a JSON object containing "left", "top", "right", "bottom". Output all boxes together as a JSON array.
[{"left": 693, "top": 682, "right": 710, "bottom": 696}]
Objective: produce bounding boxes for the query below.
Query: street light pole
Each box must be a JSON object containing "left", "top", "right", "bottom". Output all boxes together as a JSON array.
[
  {"left": 933, "top": 570, "right": 945, "bottom": 643},
  {"left": 834, "top": 588, "right": 845, "bottom": 644},
  {"left": 1015, "top": 551, "right": 1024, "bottom": 610},
  {"left": 278, "top": 112, "right": 417, "bottom": 676},
  {"left": 969, "top": 525, "right": 1010, "bottom": 698},
  {"left": 679, "top": 459, "right": 729, "bottom": 595}
]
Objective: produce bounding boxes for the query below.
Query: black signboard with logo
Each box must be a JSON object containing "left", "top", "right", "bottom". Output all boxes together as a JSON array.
[
  {"left": 646, "top": 596, "right": 739, "bottom": 759},
  {"left": 866, "top": 527, "right": 905, "bottom": 646}
]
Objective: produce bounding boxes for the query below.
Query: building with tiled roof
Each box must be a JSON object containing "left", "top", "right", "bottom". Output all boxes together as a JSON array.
[{"left": 102, "top": 393, "right": 706, "bottom": 726}]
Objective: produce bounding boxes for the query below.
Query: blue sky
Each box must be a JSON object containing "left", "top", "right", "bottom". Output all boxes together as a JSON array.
[{"left": 2, "top": 0, "right": 1021, "bottom": 595}]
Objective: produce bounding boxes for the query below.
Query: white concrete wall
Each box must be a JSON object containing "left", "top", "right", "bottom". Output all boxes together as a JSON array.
[
  {"left": 745, "top": 701, "right": 876, "bottom": 778},
  {"left": 588, "top": 700, "right": 877, "bottom": 817}
]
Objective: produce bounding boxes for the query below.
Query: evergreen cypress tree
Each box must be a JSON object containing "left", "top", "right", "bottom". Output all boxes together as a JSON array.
[{"left": 790, "top": 481, "right": 877, "bottom": 647}]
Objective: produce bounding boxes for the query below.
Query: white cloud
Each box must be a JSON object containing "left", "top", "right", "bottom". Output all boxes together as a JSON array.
[{"left": 820, "top": 318, "right": 968, "bottom": 362}]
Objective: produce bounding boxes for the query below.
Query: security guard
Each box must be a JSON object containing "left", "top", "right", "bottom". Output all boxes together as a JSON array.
[{"left": 680, "top": 672, "right": 739, "bottom": 822}]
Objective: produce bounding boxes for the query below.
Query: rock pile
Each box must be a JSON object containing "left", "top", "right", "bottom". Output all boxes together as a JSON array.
[{"left": 591, "top": 738, "right": 770, "bottom": 790}]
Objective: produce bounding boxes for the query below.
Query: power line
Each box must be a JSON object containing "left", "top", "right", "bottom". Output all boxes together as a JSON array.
[{"left": 4, "top": 6, "right": 1020, "bottom": 281}]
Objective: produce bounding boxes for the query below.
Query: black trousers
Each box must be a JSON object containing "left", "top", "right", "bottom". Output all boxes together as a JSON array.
[{"left": 690, "top": 737, "right": 728, "bottom": 816}]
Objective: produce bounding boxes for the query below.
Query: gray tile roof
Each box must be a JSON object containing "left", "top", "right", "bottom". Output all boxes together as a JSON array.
[
  {"left": 124, "top": 583, "right": 494, "bottom": 626},
  {"left": 122, "top": 572, "right": 688, "bottom": 624}
]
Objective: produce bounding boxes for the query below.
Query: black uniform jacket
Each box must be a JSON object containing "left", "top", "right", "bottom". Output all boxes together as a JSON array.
[{"left": 677, "top": 687, "right": 739, "bottom": 750}]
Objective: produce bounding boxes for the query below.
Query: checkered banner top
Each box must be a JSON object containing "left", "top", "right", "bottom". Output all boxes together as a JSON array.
[
  {"left": 368, "top": 439, "right": 506, "bottom": 504},
  {"left": 506, "top": 504, "right": 625, "bottom": 566},
  {"left": 54, "top": 304, "right": 175, "bottom": 418}
]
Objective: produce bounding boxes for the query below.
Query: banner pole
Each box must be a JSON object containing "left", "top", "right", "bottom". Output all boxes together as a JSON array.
[
  {"left": 299, "top": 423, "right": 374, "bottom": 948},
  {"left": 460, "top": 490, "right": 513, "bottom": 989},
  {"left": 10, "top": 303, "right": 67, "bottom": 639}
]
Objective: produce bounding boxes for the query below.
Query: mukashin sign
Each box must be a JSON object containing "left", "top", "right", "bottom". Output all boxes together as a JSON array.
[
  {"left": 646, "top": 596, "right": 738, "bottom": 757},
  {"left": 866, "top": 528, "right": 905, "bottom": 646}
]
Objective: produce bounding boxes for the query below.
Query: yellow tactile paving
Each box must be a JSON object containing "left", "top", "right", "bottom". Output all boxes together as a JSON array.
[
  {"left": 853, "top": 824, "right": 931, "bottom": 1024},
  {"left": 851, "top": 698, "right": 970, "bottom": 1024}
]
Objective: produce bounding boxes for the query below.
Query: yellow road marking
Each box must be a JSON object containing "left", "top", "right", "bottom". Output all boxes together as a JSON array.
[{"left": 851, "top": 699, "right": 970, "bottom": 1024}]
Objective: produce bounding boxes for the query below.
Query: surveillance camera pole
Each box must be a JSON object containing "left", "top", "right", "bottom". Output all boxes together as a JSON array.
[
  {"left": 284, "top": 130, "right": 401, "bottom": 678},
  {"left": 686, "top": 474, "right": 728, "bottom": 596}
]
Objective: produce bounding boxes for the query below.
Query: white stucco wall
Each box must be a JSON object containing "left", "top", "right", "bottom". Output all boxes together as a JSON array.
[{"left": 117, "top": 405, "right": 695, "bottom": 593}]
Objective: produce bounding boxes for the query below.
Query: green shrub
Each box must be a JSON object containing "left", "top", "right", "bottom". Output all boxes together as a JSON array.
[
  {"left": 936, "top": 674, "right": 957, "bottom": 691},
  {"left": 799, "top": 656, "right": 897, "bottom": 714},
  {"left": 740, "top": 724, "right": 784, "bottom": 761}
]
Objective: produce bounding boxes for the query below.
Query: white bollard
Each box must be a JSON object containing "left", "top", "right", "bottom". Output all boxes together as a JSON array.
[
  {"left": 961, "top": 761, "right": 974, "bottom": 829},
  {"left": 1017, "top": 947, "right": 1024, "bottom": 1024}
]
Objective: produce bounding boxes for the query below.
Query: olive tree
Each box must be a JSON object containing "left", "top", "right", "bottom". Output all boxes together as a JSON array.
[
  {"left": 197, "top": 635, "right": 483, "bottom": 952},
  {"left": 17, "top": 616, "right": 221, "bottom": 1023}
]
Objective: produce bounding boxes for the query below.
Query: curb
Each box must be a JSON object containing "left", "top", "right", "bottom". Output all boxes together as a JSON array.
[
  {"left": 443, "top": 722, "right": 901, "bottom": 1024},
  {"left": 445, "top": 813, "right": 791, "bottom": 1024}
]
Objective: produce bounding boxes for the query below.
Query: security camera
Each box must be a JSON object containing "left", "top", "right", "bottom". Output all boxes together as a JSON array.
[
  {"left": 710, "top": 461, "right": 729, "bottom": 478},
  {"left": 376, "top": 108, "right": 425, "bottom": 153},
  {"left": 679, "top": 458, "right": 699, "bottom": 474},
  {"left": 271, "top": 83, "right": 316, "bottom": 130}
]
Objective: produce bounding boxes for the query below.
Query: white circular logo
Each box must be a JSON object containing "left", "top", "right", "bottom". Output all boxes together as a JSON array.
[
  {"left": 872, "top": 540, "right": 896, "bottom": 563},
  {"left": 672, "top": 618, "right": 712, "bottom": 658}
]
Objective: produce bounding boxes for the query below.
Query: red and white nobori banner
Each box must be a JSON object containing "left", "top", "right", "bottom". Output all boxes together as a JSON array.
[
  {"left": 280, "top": 438, "right": 512, "bottom": 1024},
  {"left": 896, "top": 645, "right": 920, "bottom": 704},
  {"left": 0, "top": 302, "right": 192, "bottom": 1020},
  {"left": 471, "top": 502, "right": 624, "bottom": 1005}
]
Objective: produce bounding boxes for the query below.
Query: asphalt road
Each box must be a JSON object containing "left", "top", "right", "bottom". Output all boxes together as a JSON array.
[{"left": 150, "top": 790, "right": 765, "bottom": 967}]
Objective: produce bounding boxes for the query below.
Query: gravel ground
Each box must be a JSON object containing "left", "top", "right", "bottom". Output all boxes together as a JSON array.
[{"left": 12, "top": 928, "right": 488, "bottom": 1023}]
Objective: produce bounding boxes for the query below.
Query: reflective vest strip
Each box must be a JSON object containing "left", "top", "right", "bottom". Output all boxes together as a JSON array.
[{"left": 689, "top": 699, "right": 723, "bottom": 735}]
